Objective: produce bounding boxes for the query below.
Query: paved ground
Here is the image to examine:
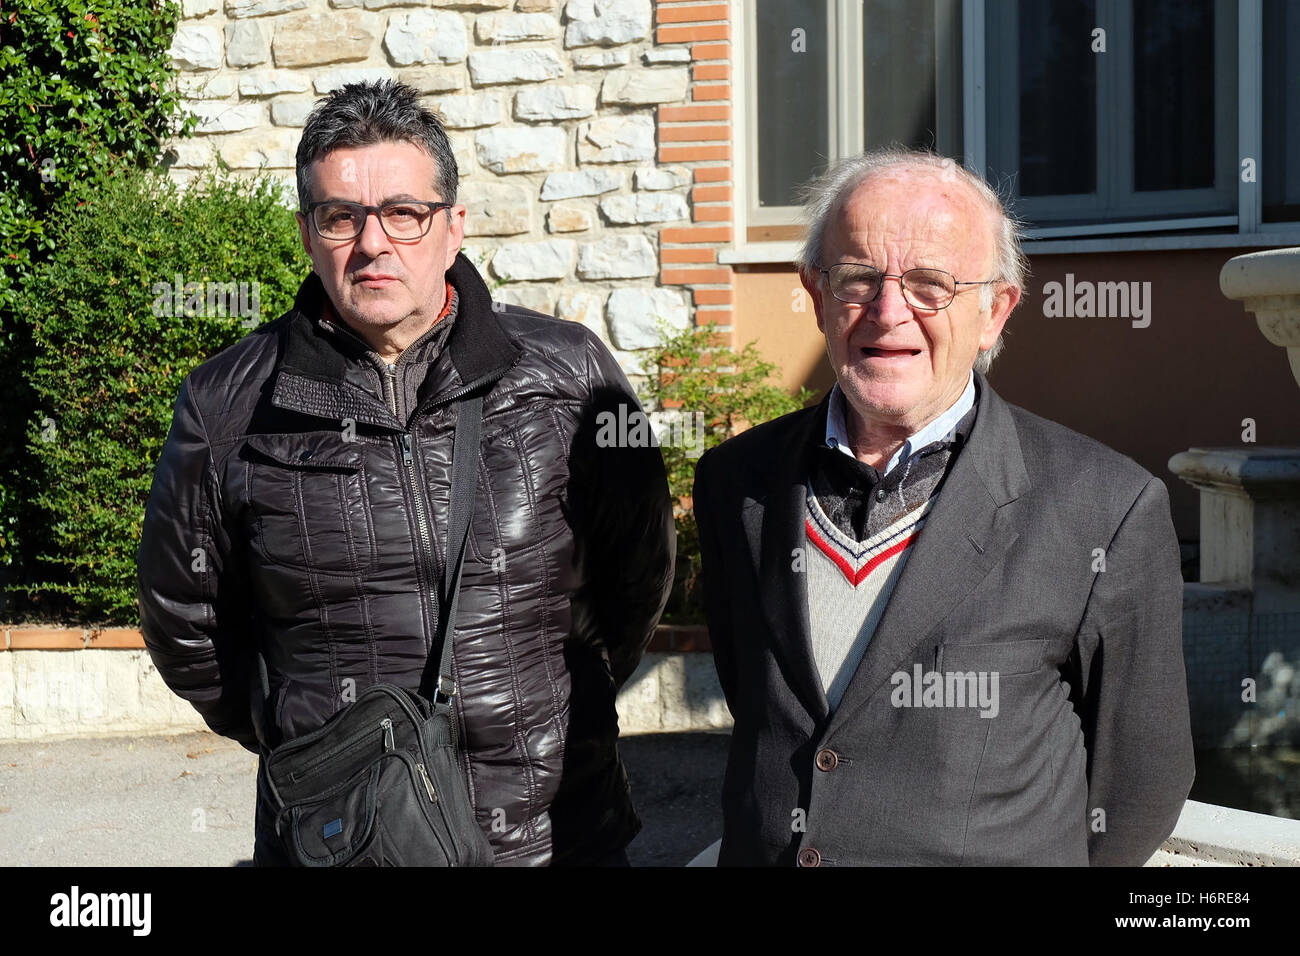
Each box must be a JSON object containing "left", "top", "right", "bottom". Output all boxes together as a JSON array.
[{"left": 0, "top": 730, "right": 729, "bottom": 867}]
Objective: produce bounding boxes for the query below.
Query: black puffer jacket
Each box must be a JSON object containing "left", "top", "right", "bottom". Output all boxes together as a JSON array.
[{"left": 137, "top": 253, "right": 676, "bottom": 865}]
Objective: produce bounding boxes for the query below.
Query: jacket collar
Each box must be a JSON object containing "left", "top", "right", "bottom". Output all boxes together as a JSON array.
[
  {"left": 270, "top": 252, "right": 521, "bottom": 429},
  {"left": 745, "top": 370, "right": 1031, "bottom": 728}
]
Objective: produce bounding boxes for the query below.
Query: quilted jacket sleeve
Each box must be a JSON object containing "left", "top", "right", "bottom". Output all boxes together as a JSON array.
[
  {"left": 137, "top": 377, "right": 260, "bottom": 752},
  {"left": 566, "top": 333, "right": 676, "bottom": 689}
]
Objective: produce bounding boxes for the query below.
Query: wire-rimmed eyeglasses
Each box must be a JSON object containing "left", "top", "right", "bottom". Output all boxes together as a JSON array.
[
  {"left": 304, "top": 200, "right": 453, "bottom": 241},
  {"left": 819, "top": 263, "right": 999, "bottom": 311}
]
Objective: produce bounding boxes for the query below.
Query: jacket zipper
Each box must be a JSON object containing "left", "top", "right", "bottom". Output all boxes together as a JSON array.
[
  {"left": 396, "top": 372, "right": 501, "bottom": 679},
  {"left": 399, "top": 430, "right": 441, "bottom": 658},
  {"left": 382, "top": 363, "right": 399, "bottom": 420}
]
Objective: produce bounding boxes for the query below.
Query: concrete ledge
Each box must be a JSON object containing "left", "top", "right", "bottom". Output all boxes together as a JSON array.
[
  {"left": 0, "top": 648, "right": 208, "bottom": 741},
  {"left": 1152, "top": 799, "right": 1300, "bottom": 866},
  {"left": 617, "top": 649, "right": 731, "bottom": 734},
  {"left": 0, "top": 623, "right": 713, "bottom": 653},
  {"left": 0, "top": 627, "right": 725, "bottom": 740},
  {"left": 8, "top": 627, "right": 87, "bottom": 650}
]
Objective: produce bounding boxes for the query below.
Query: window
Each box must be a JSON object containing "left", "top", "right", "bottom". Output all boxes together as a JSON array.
[
  {"left": 745, "top": 0, "right": 962, "bottom": 234},
  {"left": 985, "top": 0, "right": 1237, "bottom": 232},
  {"left": 1263, "top": 0, "right": 1300, "bottom": 223},
  {"left": 754, "top": 0, "right": 831, "bottom": 211},
  {"left": 741, "top": 0, "right": 1298, "bottom": 245}
]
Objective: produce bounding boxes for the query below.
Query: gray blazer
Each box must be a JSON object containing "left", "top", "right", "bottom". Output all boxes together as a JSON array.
[{"left": 692, "top": 372, "right": 1195, "bottom": 866}]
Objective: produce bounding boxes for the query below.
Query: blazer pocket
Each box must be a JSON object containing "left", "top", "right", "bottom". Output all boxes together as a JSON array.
[{"left": 936, "top": 639, "right": 1046, "bottom": 677}]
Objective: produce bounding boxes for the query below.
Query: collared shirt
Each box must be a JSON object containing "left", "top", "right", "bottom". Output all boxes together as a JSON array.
[{"left": 825, "top": 370, "right": 976, "bottom": 477}]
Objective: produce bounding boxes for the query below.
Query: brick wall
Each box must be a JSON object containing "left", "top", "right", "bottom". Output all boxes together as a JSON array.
[
  {"left": 165, "top": 0, "right": 739, "bottom": 376},
  {"left": 655, "top": 0, "right": 733, "bottom": 336}
]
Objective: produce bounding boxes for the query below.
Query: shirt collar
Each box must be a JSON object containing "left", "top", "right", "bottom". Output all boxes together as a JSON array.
[{"left": 825, "top": 370, "right": 976, "bottom": 476}]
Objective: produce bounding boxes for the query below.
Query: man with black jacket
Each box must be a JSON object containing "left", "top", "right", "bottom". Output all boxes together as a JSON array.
[{"left": 137, "top": 80, "right": 675, "bottom": 866}]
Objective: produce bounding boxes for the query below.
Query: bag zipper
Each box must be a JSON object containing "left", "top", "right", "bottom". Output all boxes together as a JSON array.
[
  {"left": 281, "top": 715, "right": 386, "bottom": 779},
  {"left": 416, "top": 762, "right": 438, "bottom": 804},
  {"left": 275, "top": 686, "right": 422, "bottom": 781}
]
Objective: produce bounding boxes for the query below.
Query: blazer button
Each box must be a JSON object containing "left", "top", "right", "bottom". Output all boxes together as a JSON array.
[
  {"left": 798, "top": 847, "right": 822, "bottom": 867},
  {"left": 815, "top": 748, "right": 839, "bottom": 772}
]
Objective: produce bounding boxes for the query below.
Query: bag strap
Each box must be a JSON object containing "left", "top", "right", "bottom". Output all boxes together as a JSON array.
[
  {"left": 252, "top": 394, "right": 485, "bottom": 749},
  {"left": 419, "top": 392, "right": 484, "bottom": 706}
]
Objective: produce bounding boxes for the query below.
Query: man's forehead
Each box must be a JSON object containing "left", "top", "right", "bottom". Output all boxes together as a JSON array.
[
  {"left": 827, "top": 170, "right": 994, "bottom": 264},
  {"left": 311, "top": 142, "right": 435, "bottom": 180}
]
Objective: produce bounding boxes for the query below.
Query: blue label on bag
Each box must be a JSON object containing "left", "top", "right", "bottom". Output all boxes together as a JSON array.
[{"left": 323, "top": 818, "right": 343, "bottom": 839}]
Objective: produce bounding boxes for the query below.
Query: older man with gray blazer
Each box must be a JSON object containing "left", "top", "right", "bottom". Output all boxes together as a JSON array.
[{"left": 692, "top": 148, "right": 1195, "bottom": 866}]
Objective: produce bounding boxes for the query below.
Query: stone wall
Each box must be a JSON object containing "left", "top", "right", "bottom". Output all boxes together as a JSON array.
[{"left": 165, "top": 0, "right": 736, "bottom": 376}]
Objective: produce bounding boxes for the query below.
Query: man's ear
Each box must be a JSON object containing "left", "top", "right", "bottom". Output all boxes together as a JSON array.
[
  {"left": 979, "top": 282, "right": 1021, "bottom": 351},
  {"left": 444, "top": 204, "right": 467, "bottom": 272},
  {"left": 295, "top": 212, "right": 313, "bottom": 258},
  {"left": 799, "top": 269, "right": 826, "bottom": 334}
]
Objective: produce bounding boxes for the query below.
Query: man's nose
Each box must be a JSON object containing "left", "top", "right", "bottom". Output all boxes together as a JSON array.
[
  {"left": 355, "top": 208, "right": 394, "bottom": 258},
  {"left": 866, "top": 274, "right": 913, "bottom": 327}
]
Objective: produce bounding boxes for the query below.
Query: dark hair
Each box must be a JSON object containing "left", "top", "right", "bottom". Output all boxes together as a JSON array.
[{"left": 295, "top": 79, "right": 458, "bottom": 210}]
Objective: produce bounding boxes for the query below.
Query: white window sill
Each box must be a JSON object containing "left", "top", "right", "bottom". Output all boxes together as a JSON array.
[{"left": 719, "top": 231, "right": 1300, "bottom": 266}]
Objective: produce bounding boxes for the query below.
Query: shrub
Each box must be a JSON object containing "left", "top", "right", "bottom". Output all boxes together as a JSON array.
[
  {"left": 0, "top": 0, "right": 194, "bottom": 582},
  {"left": 14, "top": 164, "right": 310, "bottom": 623},
  {"left": 639, "top": 323, "right": 816, "bottom": 623}
]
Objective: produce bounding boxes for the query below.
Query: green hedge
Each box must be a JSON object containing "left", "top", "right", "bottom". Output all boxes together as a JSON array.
[
  {"left": 0, "top": 0, "right": 191, "bottom": 306},
  {"left": 0, "top": 0, "right": 195, "bottom": 579},
  {"left": 15, "top": 165, "right": 311, "bottom": 623}
]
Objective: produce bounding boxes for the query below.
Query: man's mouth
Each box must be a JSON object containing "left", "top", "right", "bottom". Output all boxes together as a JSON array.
[
  {"left": 860, "top": 347, "right": 922, "bottom": 359},
  {"left": 355, "top": 274, "right": 398, "bottom": 288}
]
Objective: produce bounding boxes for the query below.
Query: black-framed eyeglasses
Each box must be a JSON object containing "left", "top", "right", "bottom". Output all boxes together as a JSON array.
[
  {"left": 304, "top": 200, "right": 453, "bottom": 241},
  {"left": 819, "top": 263, "right": 999, "bottom": 311}
]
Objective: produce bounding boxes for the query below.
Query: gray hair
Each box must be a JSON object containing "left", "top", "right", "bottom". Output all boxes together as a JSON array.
[
  {"left": 295, "top": 79, "right": 458, "bottom": 212},
  {"left": 794, "top": 148, "right": 1029, "bottom": 373}
]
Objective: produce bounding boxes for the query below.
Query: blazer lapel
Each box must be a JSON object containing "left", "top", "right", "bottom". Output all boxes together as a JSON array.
[
  {"left": 825, "top": 374, "right": 1032, "bottom": 736},
  {"left": 742, "top": 400, "right": 831, "bottom": 725}
]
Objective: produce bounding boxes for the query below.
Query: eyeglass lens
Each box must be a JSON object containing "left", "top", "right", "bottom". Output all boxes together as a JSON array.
[
  {"left": 829, "top": 265, "right": 955, "bottom": 309},
  {"left": 313, "top": 202, "right": 436, "bottom": 240}
]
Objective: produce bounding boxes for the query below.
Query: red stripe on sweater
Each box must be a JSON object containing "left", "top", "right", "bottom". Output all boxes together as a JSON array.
[{"left": 805, "top": 519, "right": 915, "bottom": 588}]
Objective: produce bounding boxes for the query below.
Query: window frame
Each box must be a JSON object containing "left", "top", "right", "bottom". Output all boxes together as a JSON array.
[{"left": 730, "top": 0, "right": 1300, "bottom": 263}]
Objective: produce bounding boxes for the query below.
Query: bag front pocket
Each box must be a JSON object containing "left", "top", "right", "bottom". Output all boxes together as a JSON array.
[
  {"left": 279, "top": 756, "right": 381, "bottom": 866},
  {"left": 280, "top": 750, "right": 456, "bottom": 867}
]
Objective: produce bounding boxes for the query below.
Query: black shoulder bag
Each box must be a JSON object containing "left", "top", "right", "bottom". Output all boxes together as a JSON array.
[{"left": 259, "top": 394, "right": 495, "bottom": 867}]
